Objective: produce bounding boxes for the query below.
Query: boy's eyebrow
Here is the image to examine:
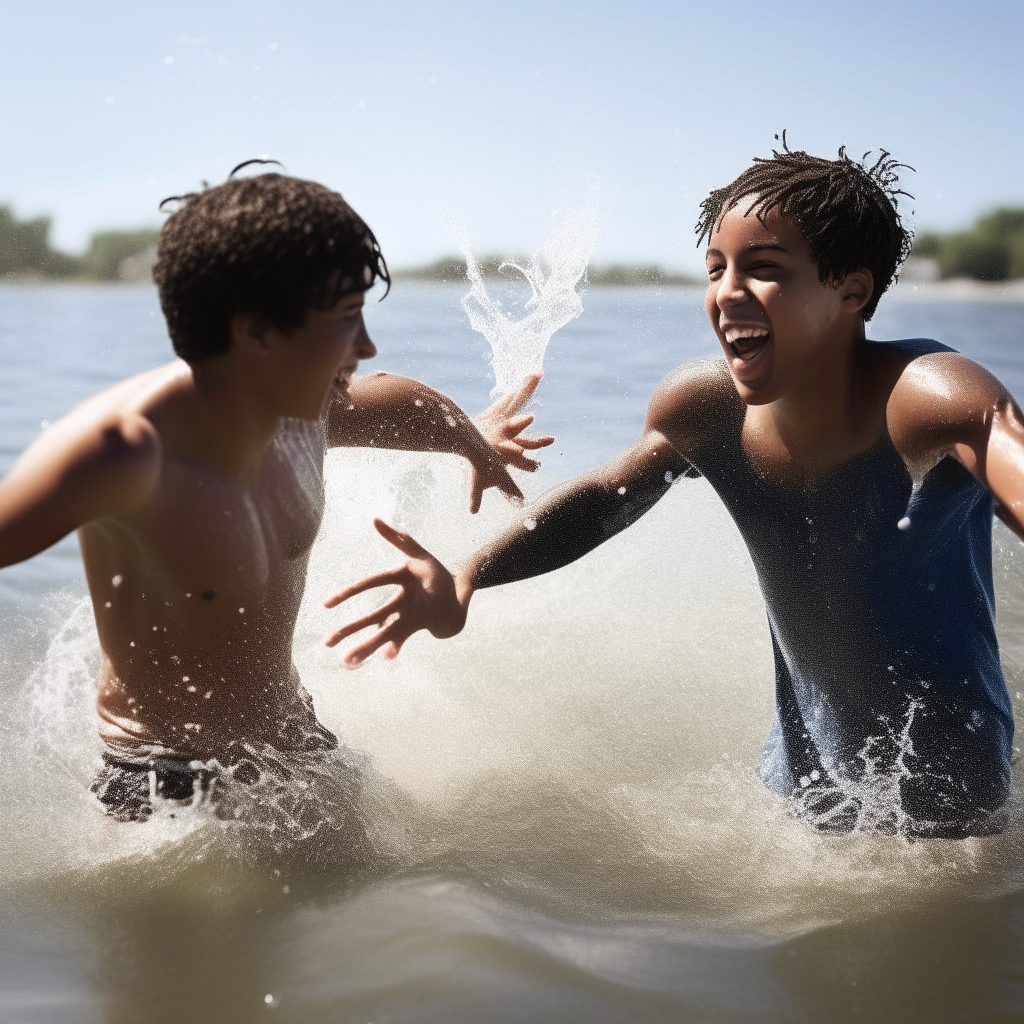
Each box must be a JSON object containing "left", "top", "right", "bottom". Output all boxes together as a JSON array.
[{"left": 705, "top": 242, "right": 790, "bottom": 261}]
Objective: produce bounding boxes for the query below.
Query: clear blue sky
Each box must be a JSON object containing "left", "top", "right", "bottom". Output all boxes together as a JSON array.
[{"left": 1, "top": 0, "right": 1021, "bottom": 273}]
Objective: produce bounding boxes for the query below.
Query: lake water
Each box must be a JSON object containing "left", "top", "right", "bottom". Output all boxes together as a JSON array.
[{"left": 1, "top": 281, "right": 1023, "bottom": 1023}]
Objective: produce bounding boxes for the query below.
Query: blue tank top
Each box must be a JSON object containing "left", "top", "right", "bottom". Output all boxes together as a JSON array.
[{"left": 689, "top": 339, "right": 1013, "bottom": 836}]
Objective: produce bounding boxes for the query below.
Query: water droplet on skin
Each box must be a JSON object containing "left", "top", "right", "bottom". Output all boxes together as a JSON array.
[
  {"left": 897, "top": 517, "right": 912, "bottom": 531},
  {"left": 129, "top": 642, "right": 135, "bottom": 647},
  {"left": 239, "top": 607, "right": 245, "bottom": 614},
  {"left": 112, "top": 575, "right": 123, "bottom": 587},
  {"left": 414, "top": 399, "right": 424, "bottom": 407},
  {"left": 182, "top": 676, "right": 189, "bottom": 682},
  {"left": 523, "top": 518, "right": 537, "bottom": 531},
  {"left": 105, "top": 602, "right": 112, "bottom": 608}
]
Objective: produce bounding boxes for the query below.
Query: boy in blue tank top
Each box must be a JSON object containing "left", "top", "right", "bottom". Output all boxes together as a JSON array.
[{"left": 326, "top": 142, "right": 1024, "bottom": 839}]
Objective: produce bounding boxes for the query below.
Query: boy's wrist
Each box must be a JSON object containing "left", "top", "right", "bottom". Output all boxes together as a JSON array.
[{"left": 453, "top": 564, "right": 477, "bottom": 612}]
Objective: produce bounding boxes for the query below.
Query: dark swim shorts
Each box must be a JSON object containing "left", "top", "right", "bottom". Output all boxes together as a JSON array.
[{"left": 90, "top": 752, "right": 241, "bottom": 822}]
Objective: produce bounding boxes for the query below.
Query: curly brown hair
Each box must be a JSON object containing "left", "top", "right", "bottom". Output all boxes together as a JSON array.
[
  {"left": 154, "top": 168, "right": 390, "bottom": 363},
  {"left": 696, "top": 136, "right": 913, "bottom": 320}
]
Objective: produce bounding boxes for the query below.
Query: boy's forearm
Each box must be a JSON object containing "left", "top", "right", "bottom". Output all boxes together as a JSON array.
[
  {"left": 461, "top": 466, "right": 674, "bottom": 592},
  {"left": 328, "top": 373, "right": 488, "bottom": 461}
]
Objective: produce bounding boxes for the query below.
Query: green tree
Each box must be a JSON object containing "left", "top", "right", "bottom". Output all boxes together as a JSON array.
[
  {"left": 81, "top": 228, "right": 160, "bottom": 281},
  {"left": 0, "top": 206, "right": 80, "bottom": 278},
  {"left": 912, "top": 206, "right": 1024, "bottom": 281}
]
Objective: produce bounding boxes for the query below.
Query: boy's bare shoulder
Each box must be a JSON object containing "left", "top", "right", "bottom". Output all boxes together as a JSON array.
[
  {"left": 886, "top": 344, "right": 1013, "bottom": 475},
  {"left": 646, "top": 356, "right": 736, "bottom": 450},
  {"left": 25, "top": 364, "right": 188, "bottom": 512}
]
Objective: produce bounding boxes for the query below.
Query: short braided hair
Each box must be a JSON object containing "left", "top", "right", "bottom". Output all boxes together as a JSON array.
[
  {"left": 696, "top": 136, "right": 913, "bottom": 320},
  {"left": 154, "top": 169, "right": 390, "bottom": 363}
]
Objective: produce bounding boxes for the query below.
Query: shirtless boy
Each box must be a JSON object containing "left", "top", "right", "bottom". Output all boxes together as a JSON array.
[
  {"left": 328, "top": 145, "right": 1024, "bottom": 839},
  {"left": 0, "top": 168, "right": 550, "bottom": 821}
]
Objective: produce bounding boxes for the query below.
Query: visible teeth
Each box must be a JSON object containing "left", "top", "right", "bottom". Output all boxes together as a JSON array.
[{"left": 724, "top": 328, "right": 770, "bottom": 345}]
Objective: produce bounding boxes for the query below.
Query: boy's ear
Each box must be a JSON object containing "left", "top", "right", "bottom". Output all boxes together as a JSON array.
[
  {"left": 840, "top": 269, "right": 874, "bottom": 315},
  {"left": 230, "top": 312, "right": 273, "bottom": 355}
]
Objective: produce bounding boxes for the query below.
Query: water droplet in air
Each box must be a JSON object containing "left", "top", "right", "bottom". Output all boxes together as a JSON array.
[
  {"left": 617, "top": 486, "right": 626, "bottom": 495},
  {"left": 264, "top": 993, "right": 278, "bottom": 1006},
  {"left": 239, "top": 607, "right": 245, "bottom": 614},
  {"left": 163, "top": 55, "right": 174, "bottom": 65},
  {"left": 105, "top": 602, "right": 112, "bottom": 608},
  {"left": 664, "top": 471, "right": 674, "bottom": 483},
  {"left": 414, "top": 399, "right": 423, "bottom": 407},
  {"left": 523, "top": 518, "right": 537, "bottom": 531},
  {"left": 897, "top": 516, "right": 912, "bottom": 531},
  {"left": 112, "top": 575, "right": 123, "bottom": 587}
]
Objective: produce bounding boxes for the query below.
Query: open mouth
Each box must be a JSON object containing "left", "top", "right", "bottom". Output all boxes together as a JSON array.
[
  {"left": 721, "top": 324, "right": 773, "bottom": 383},
  {"left": 724, "top": 327, "right": 772, "bottom": 363}
]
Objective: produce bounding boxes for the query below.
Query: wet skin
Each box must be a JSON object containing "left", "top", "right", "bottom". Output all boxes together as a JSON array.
[
  {"left": 326, "top": 206, "right": 1024, "bottom": 666},
  {"left": 0, "top": 291, "right": 552, "bottom": 760}
]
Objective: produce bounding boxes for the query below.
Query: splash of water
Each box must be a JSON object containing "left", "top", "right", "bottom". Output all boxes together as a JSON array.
[{"left": 457, "top": 196, "right": 599, "bottom": 399}]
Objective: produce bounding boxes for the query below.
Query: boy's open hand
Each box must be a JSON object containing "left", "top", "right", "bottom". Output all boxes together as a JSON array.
[
  {"left": 324, "top": 518, "right": 468, "bottom": 667},
  {"left": 469, "top": 373, "right": 554, "bottom": 513}
]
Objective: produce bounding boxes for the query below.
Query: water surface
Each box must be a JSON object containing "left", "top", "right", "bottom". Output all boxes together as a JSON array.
[{"left": 0, "top": 282, "right": 1023, "bottom": 1023}]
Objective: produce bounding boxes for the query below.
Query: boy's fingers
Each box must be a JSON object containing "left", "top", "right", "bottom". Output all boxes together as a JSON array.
[
  {"left": 324, "top": 595, "right": 401, "bottom": 647},
  {"left": 508, "top": 453, "right": 540, "bottom": 472},
  {"left": 519, "top": 434, "right": 555, "bottom": 450},
  {"left": 506, "top": 373, "right": 542, "bottom": 413},
  {"left": 493, "top": 467, "right": 524, "bottom": 504},
  {"left": 323, "top": 568, "right": 403, "bottom": 607},
  {"left": 373, "top": 518, "right": 429, "bottom": 558},
  {"left": 343, "top": 620, "right": 405, "bottom": 668},
  {"left": 505, "top": 413, "right": 534, "bottom": 433}
]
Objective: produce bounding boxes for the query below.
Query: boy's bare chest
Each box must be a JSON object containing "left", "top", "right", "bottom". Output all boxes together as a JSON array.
[{"left": 143, "top": 421, "right": 327, "bottom": 586}]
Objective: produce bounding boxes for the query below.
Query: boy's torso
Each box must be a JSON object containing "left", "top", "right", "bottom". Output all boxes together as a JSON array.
[
  {"left": 76, "top": 364, "right": 332, "bottom": 762},
  {"left": 660, "top": 339, "right": 1013, "bottom": 834}
]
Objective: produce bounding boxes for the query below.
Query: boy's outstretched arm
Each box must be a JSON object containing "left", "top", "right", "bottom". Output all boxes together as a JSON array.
[
  {"left": 324, "top": 407, "right": 694, "bottom": 666},
  {"left": 326, "top": 372, "right": 554, "bottom": 513},
  {"left": 0, "top": 412, "right": 159, "bottom": 569}
]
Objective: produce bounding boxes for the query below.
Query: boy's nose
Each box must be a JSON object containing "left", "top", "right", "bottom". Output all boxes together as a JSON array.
[
  {"left": 355, "top": 319, "right": 377, "bottom": 360},
  {"left": 716, "top": 265, "right": 751, "bottom": 309}
]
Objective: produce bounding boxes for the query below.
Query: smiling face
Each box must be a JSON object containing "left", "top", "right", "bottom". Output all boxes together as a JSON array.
[
  {"left": 261, "top": 289, "right": 377, "bottom": 420},
  {"left": 704, "top": 204, "right": 871, "bottom": 407}
]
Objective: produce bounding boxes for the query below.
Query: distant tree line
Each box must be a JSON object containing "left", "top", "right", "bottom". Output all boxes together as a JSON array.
[
  {"left": 394, "top": 255, "right": 700, "bottom": 288},
  {"left": 0, "top": 205, "right": 159, "bottom": 281},
  {"left": 913, "top": 208, "right": 1024, "bottom": 281}
]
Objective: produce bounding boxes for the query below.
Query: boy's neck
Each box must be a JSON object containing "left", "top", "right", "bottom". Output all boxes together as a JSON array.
[
  {"left": 183, "top": 357, "right": 285, "bottom": 480},
  {"left": 758, "top": 325, "right": 872, "bottom": 466}
]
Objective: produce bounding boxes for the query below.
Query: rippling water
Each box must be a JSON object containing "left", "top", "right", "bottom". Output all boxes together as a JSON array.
[{"left": 0, "top": 282, "right": 1023, "bottom": 1023}]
